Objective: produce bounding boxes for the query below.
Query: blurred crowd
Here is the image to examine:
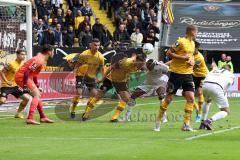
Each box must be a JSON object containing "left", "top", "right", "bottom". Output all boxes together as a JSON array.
[{"left": 30, "top": 0, "right": 160, "bottom": 49}]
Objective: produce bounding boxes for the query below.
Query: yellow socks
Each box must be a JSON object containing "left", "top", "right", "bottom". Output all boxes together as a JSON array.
[
  {"left": 111, "top": 100, "right": 127, "bottom": 120},
  {"left": 17, "top": 101, "right": 27, "bottom": 113},
  {"left": 70, "top": 96, "right": 80, "bottom": 112},
  {"left": 157, "top": 99, "right": 169, "bottom": 122},
  {"left": 14, "top": 101, "right": 28, "bottom": 118},
  {"left": 184, "top": 102, "right": 194, "bottom": 125},
  {"left": 85, "top": 97, "right": 98, "bottom": 113},
  {"left": 198, "top": 94, "right": 204, "bottom": 114}
]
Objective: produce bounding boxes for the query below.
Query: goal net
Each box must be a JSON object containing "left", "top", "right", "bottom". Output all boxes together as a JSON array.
[{"left": 0, "top": 0, "right": 32, "bottom": 69}]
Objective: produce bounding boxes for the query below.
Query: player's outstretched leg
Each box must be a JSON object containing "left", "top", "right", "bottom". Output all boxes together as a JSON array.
[
  {"left": 156, "top": 86, "right": 168, "bottom": 124},
  {"left": 199, "top": 102, "right": 211, "bottom": 129},
  {"left": 111, "top": 100, "right": 127, "bottom": 122},
  {"left": 125, "top": 88, "right": 146, "bottom": 122},
  {"left": 204, "top": 107, "right": 229, "bottom": 130},
  {"left": 82, "top": 97, "right": 99, "bottom": 121},
  {"left": 154, "top": 96, "right": 171, "bottom": 132}
]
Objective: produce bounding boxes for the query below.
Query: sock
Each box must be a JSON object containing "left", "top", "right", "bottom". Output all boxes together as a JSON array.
[
  {"left": 184, "top": 102, "right": 194, "bottom": 125},
  {"left": 85, "top": 97, "right": 98, "bottom": 113},
  {"left": 156, "top": 99, "right": 169, "bottom": 123},
  {"left": 27, "top": 97, "right": 39, "bottom": 120},
  {"left": 17, "top": 100, "right": 27, "bottom": 113},
  {"left": 70, "top": 96, "right": 80, "bottom": 112},
  {"left": 126, "top": 106, "right": 133, "bottom": 113},
  {"left": 198, "top": 94, "right": 204, "bottom": 114},
  {"left": 202, "top": 102, "right": 211, "bottom": 120},
  {"left": 111, "top": 100, "right": 127, "bottom": 120},
  {"left": 155, "top": 121, "right": 160, "bottom": 129},
  {"left": 125, "top": 106, "right": 133, "bottom": 120},
  {"left": 37, "top": 100, "right": 46, "bottom": 119},
  {"left": 162, "top": 112, "right": 168, "bottom": 122},
  {"left": 193, "top": 101, "right": 199, "bottom": 115},
  {"left": 211, "top": 111, "right": 228, "bottom": 122}
]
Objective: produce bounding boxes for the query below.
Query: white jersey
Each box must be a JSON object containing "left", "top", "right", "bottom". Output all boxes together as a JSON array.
[
  {"left": 204, "top": 69, "right": 234, "bottom": 91},
  {"left": 144, "top": 60, "right": 169, "bottom": 86}
]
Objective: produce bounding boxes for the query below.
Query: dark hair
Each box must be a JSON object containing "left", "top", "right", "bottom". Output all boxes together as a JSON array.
[
  {"left": 16, "top": 49, "right": 25, "bottom": 54},
  {"left": 41, "top": 45, "right": 53, "bottom": 53},
  {"left": 149, "top": 29, "right": 155, "bottom": 33},
  {"left": 195, "top": 41, "right": 200, "bottom": 49},
  {"left": 136, "top": 54, "right": 146, "bottom": 61},
  {"left": 91, "top": 38, "right": 100, "bottom": 43},
  {"left": 48, "top": 26, "right": 53, "bottom": 30},
  {"left": 146, "top": 59, "right": 155, "bottom": 70},
  {"left": 135, "top": 26, "right": 140, "bottom": 30}
]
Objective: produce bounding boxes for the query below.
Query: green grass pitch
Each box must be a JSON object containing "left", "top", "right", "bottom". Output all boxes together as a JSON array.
[{"left": 0, "top": 96, "right": 240, "bottom": 160}]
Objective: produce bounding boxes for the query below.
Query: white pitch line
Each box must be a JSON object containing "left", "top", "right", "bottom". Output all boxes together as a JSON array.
[{"left": 185, "top": 125, "right": 240, "bottom": 141}]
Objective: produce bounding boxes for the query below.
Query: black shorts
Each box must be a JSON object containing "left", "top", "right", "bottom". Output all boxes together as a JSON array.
[
  {"left": 167, "top": 72, "right": 195, "bottom": 94},
  {"left": 0, "top": 86, "right": 24, "bottom": 98},
  {"left": 100, "top": 78, "right": 113, "bottom": 92},
  {"left": 112, "top": 82, "right": 128, "bottom": 93},
  {"left": 193, "top": 76, "right": 205, "bottom": 89},
  {"left": 76, "top": 76, "right": 97, "bottom": 89}
]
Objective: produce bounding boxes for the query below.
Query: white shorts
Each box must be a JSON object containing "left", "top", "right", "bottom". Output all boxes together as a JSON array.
[
  {"left": 202, "top": 82, "right": 229, "bottom": 108},
  {"left": 137, "top": 75, "right": 169, "bottom": 94}
]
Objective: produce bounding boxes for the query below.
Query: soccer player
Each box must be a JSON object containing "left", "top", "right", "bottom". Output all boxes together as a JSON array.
[
  {"left": 110, "top": 53, "right": 146, "bottom": 122},
  {"left": 154, "top": 25, "right": 198, "bottom": 132},
  {"left": 199, "top": 64, "right": 234, "bottom": 130},
  {"left": 15, "top": 45, "right": 54, "bottom": 125},
  {"left": 81, "top": 63, "right": 113, "bottom": 121},
  {"left": 69, "top": 38, "right": 104, "bottom": 118},
  {"left": 192, "top": 41, "right": 209, "bottom": 122},
  {"left": 82, "top": 53, "right": 146, "bottom": 122},
  {"left": 0, "top": 49, "right": 29, "bottom": 118},
  {"left": 124, "top": 59, "right": 169, "bottom": 122}
]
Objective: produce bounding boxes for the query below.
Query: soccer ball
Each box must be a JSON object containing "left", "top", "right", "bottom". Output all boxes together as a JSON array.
[{"left": 142, "top": 43, "right": 154, "bottom": 55}]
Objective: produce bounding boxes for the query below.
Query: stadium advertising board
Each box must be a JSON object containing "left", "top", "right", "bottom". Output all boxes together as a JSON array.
[{"left": 164, "top": 2, "right": 240, "bottom": 50}]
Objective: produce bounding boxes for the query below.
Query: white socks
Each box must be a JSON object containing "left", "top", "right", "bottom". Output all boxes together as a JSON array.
[
  {"left": 202, "top": 102, "right": 211, "bottom": 120},
  {"left": 211, "top": 111, "right": 228, "bottom": 122}
]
